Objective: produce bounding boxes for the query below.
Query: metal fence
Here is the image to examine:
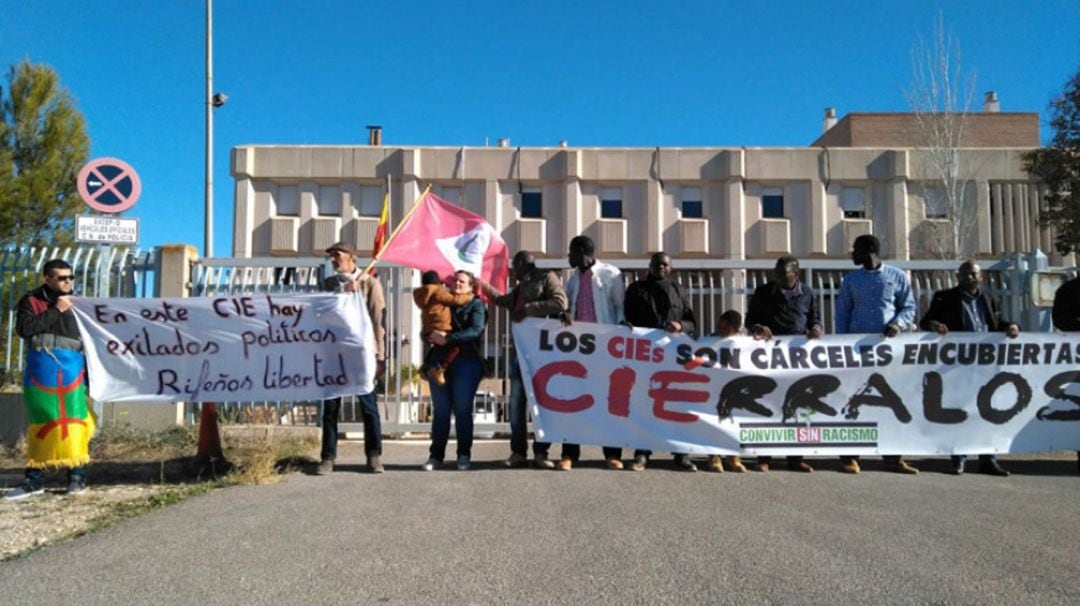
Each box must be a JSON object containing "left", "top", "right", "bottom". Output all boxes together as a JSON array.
[
  {"left": 187, "top": 254, "right": 1036, "bottom": 432},
  {"left": 0, "top": 246, "right": 155, "bottom": 388},
  {"left": 0, "top": 246, "right": 1055, "bottom": 433}
]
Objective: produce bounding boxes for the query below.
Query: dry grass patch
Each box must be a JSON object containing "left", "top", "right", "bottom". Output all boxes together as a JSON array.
[{"left": 1, "top": 424, "right": 320, "bottom": 560}]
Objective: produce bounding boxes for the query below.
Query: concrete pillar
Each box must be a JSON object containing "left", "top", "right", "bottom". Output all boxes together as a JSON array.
[
  {"left": 155, "top": 244, "right": 198, "bottom": 298},
  {"left": 975, "top": 180, "right": 992, "bottom": 255},
  {"left": 886, "top": 180, "right": 910, "bottom": 260},
  {"left": 809, "top": 179, "right": 828, "bottom": 255},
  {"left": 721, "top": 179, "right": 746, "bottom": 260},
  {"left": 646, "top": 179, "right": 663, "bottom": 253}
]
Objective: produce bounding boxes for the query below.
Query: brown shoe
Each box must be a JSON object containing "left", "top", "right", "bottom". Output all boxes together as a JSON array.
[
  {"left": 725, "top": 456, "right": 746, "bottom": 473},
  {"left": 841, "top": 458, "right": 861, "bottom": 474},
  {"left": 787, "top": 459, "right": 814, "bottom": 473},
  {"left": 606, "top": 458, "right": 624, "bottom": 470},
  {"left": 708, "top": 455, "right": 724, "bottom": 473},
  {"left": 887, "top": 459, "right": 919, "bottom": 475},
  {"left": 754, "top": 461, "right": 770, "bottom": 472},
  {"left": 556, "top": 458, "right": 573, "bottom": 471}
]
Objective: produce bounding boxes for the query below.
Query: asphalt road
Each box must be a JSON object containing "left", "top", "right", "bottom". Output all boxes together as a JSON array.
[{"left": 2, "top": 442, "right": 1078, "bottom": 605}]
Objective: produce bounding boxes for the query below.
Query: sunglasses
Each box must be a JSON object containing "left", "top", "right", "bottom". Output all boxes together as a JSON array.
[{"left": 52, "top": 275, "right": 75, "bottom": 282}]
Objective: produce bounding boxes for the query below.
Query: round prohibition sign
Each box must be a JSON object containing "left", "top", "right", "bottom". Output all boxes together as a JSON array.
[{"left": 77, "top": 157, "right": 142, "bottom": 213}]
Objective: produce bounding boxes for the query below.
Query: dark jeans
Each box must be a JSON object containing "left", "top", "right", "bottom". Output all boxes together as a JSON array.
[
  {"left": 428, "top": 355, "right": 483, "bottom": 461},
  {"left": 632, "top": 451, "right": 688, "bottom": 460},
  {"left": 25, "top": 467, "right": 84, "bottom": 488},
  {"left": 951, "top": 454, "right": 999, "bottom": 464},
  {"left": 321, "top": 392, "right": 382, "bottom": 461},
  {"left": 560, "top": 445, "right": 624, "bottom": 461},
  {"left": 509, "top": 354, "right": 549, "bottom": 458},
  {"left": 841, "top": 456, "right": 903, "bottom": 464}
]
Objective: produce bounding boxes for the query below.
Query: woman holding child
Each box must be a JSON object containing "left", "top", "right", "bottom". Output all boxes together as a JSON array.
[{"left": 420, "top": 270, "right": 487, "bottom": 471}]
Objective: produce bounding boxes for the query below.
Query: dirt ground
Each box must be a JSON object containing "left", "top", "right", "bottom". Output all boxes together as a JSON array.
[{"left": 0, "top": 426, "right": 319, "bottom": 560}]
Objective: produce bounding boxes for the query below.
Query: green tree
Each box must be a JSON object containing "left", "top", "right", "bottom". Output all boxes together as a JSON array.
[
  {"left": 1025, "top": 69, "right": 1080, "bottom": 254},
  {"left": 0, "top": 59, "right": 90, "bottom": 247}
]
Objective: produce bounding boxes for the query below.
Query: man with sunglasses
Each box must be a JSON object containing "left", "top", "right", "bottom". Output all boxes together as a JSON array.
[{"left": 5, "top": 259, "right": 93, "bottom": 500}]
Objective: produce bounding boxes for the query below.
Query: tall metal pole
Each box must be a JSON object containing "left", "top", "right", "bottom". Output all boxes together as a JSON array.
[{"left": 204, "top": 0, "right": 214, "bottom": 258}]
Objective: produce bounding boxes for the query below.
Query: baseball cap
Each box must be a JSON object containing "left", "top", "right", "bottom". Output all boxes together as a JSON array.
[{"left": 326, "top": 241, "right": 357, "bottom": 256}]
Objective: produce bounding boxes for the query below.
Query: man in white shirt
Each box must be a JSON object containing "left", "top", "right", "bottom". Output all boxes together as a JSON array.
[{"left": 563, "top": 235, "right": 626, "bottom": 470}]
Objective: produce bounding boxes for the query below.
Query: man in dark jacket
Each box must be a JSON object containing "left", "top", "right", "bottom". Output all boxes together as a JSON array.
[
  {"left": 480, "top": 250, "right": 568, "bottom": 469},
  {"left": 920, "top": 260, "right": 1018, "bottom": 476},
  {"left": 746, "top": 255, "right": 821, "bottom": 473},
  {"left": 5, "top": 259, "right": 91, "bottom": 500},
  {"left": 1051, "top": 274, "right": 1080, "bottom": 474},
  {"left": 624, "top": 252, "right": 698, "bottom": 472}
]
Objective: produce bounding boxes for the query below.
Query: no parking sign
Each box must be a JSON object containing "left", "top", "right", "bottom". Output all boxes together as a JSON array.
[{"left": 77, "top": 157, "right": 141, "bottom": 213}]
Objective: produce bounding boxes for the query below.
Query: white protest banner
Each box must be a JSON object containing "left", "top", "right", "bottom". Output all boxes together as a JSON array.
[
  {"left": 72, "top": 294, "right": 375, "bottom": 403},
  {"left": 513, "top": 319, "right": 1080, "bottom": 456}
]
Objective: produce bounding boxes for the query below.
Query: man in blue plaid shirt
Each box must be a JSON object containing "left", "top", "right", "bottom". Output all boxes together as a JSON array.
[{"left": 835, "top": 235, "right": 918, "bottom": 475}]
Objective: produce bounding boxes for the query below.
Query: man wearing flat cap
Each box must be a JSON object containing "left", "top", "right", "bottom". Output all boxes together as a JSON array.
[{"left": 319, "top": 241, "right": 387, "bottom": 474}]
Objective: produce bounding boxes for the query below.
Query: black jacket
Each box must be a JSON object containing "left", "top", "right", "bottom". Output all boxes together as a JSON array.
[
  {"left": 745, "top": 281, "right": 820, "bottom": 336},
  {"left": 919, "top": 287, "right": 1011, "bottom": 333},
  {"left": 624, "top": 277, "right": 697, "bottom": 338},
  {"left": 1052, "top": 277, "right": 1080, "bottom": 332},
  {"left": 16, "top": 284, "right": 81, "bottom": 342}
]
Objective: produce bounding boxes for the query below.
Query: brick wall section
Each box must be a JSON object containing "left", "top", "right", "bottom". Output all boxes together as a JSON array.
[{"left": 811, "top": 113, "right": 1040, "bottom": 147}]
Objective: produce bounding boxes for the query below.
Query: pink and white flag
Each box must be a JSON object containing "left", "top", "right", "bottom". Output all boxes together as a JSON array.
[{"left": 377, "top": 192, "right": 509, "bottom": 288}]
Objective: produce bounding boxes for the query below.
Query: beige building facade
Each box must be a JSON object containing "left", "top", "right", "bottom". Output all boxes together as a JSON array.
[{"left": 230, "top": 110, "right": 1064, "bottom": 265}]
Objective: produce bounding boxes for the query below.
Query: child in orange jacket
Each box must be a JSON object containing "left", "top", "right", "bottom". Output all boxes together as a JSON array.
[{"left": 413, "top": 270, "right": 475, "bottom": 384}]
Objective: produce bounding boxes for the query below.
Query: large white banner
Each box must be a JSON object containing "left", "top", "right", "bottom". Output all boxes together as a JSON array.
[
  {"left": 73, "top": 294, "right": 375, "bottom": 403},
  {"left": 514, "top": 319, "right": 1080, "bottom": 455}
]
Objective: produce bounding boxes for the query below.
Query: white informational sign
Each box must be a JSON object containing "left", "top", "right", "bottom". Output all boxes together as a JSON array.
[
  {"left": 72, "top": 294, "right": 376, "bottom": 403},
  {"left": 76, "top": 215, "right": 140, "bottom": 245},
  {"left": 513, "top": 319, "right": 1080, "bottom": 456}
]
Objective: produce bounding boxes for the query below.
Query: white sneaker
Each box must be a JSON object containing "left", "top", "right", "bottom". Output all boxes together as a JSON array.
[
  {"left": 4, "top": 484, "right": 45, "bottom": 501},
  {"left": 421, "top": 458, "right": 442, "bottom": 472},
  {"left": 456, "top": 456, "right": 471, "bottom": 471}
]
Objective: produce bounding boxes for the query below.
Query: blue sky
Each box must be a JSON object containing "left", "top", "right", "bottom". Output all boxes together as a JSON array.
[{"left": 2, "top": 1, "right": 1077, "bottom": 256}]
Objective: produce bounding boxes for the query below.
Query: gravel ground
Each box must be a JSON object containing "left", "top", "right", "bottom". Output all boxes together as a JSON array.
[{"left": 0, "top": 479, "right": 169, "bottom": 559}]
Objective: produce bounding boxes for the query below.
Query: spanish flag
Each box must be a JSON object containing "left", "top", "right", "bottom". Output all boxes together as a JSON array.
[
  {"left": 23, "top": 348, "right": 95, "bottom": 468},
  {"left": 369, "top": 192, "right": 390, "bottom": 275}
]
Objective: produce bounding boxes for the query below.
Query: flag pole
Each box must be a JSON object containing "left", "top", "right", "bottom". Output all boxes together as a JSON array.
[{"left": 362, "top": 185, "right": 430, "bottom": 276}]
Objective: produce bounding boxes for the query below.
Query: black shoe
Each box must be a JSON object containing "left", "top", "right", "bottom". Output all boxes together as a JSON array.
[
  {"left": 950, "top": 461, "right": 965, "bottom": 475},
  {"left": 673, "top": 455, "right": 697, "bottom": 472},
  {"left": 978, "top": 460, "right": 1010, "bottom": 477}
]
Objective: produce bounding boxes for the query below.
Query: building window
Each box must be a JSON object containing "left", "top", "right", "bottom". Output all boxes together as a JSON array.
[
  {"left": 921, "top": 185, "right": 947, "bottom": 219},
  {"left": 762, "top": 188, "right": 784, "bottom": 218},
  {"left": 600, "top": 187, "right": 622, "bottom": 219},
  {"left": 841, "top": 187, "right": 865, "bottom": 219},
  {"left": 441, "top": 186, "right": 462, "bottom": 204},
  {"left": 356, "top": 186, "right": 383, "bottom": 216},
  {"left": 318, "top": 186, "right": 341, "bottom": 217},
  {"left": 681, "top": 187, "right": 703, "bottom": 218},
  {"left": 521, "top": 189, "right": 542, "bottom": 218},
  {"left": 276, "top": 185, "right": 299, "bottom": 216}
]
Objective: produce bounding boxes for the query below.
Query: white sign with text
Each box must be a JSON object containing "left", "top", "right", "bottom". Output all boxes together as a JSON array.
[{"left": 72, "top": 294, "right": 375, "bottom": 403}]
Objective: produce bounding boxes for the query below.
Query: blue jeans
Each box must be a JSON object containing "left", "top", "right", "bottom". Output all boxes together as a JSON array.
[
  {"left": 509, "top": 353, "right": 549, "bottom": 458},
  {"left": 25, "top": 467, "right": 83, "bottom": 489},
  {"left": 428, "top": 355, "right": 484, "bottom": 461},
  {"left": 321, "top": 391, "right": 382, "bottom": 461}
]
